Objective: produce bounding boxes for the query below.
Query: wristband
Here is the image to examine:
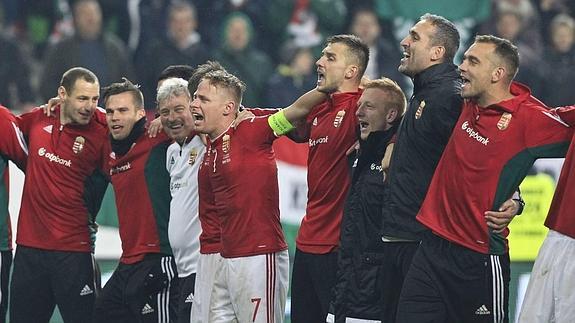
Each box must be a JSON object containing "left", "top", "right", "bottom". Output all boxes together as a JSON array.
[
  {"left": 513, "top": 198, "right": 525, "bottom": 215},
  {"left": 268, "top": 110, "right": 295, "bottom": 136}
]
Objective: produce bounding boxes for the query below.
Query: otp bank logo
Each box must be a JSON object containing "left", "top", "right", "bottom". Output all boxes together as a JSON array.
[{"left": 38, "top": 147, "right": 72, "bottom": 167}]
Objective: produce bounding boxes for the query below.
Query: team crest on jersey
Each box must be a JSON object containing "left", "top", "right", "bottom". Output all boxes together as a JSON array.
[
  {"left": 497, "top": 113, "right": 512, "bottom": 130},
  {"left": 72, "top": 136, "right": 85, "bottom": 154},
  {"left": 333, "top": 110, "right": 345, "bottom": 128},
  {"left": 222, "top": 134, "right": 230, "bottom": 153},
  {"left": 222, "top": 134, "right": 231, "bottom": 164},
  {"left": 110, "top": 152, "right": 116, "bottom": 160},
  {"left": 415, "top": 100, "right": 426, "bottom": 119},
  {"left": 312, "top": 117, "right": 318, "bottom": 126},
  {"left": 188, "top": 148, "right": 198, "bottom": 165},
  {"left": 170, "top": 156, "right": 175, "bottom": 165}
]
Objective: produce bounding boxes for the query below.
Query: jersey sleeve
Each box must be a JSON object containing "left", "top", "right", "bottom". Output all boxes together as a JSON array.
[
  {"left": 240, "top": 116, "right": 277, "bottom": 145},
  {"left": 244, "top": 107, "right": 280, "bottom": 117},
  {"left": 15, "top": 106, "right": 42, "bottom": 137},
  {"left": 525, "top": 107, "right": 574, "bottom": 158},
  {"left": 0, "top": 106, "right": 28, "bottom": 170}
]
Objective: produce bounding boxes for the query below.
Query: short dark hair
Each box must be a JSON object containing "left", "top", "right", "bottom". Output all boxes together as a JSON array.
[
  {"left": 157, "top": 65, "right": 195, "bottom": 84},
  {"left": 60, "top": 67, "right": 99, "bottom": 93},
  {"left": 475, "top": 34, "right": 520, "bottom": 80},
  {"left": 420, "top": 13, "right": 460, "bottom": 62},
  {"left": 188, "top": 61, "right": 227, "bottom": 94},
  {"left": 201, "top": 70, "right": 245, "bottom": 105},
  {"left": 326, "top": 34, "right": 370, "bottom": 78},
  {"left": 102, "top": 78, "right": 144, "bottom": 109}
]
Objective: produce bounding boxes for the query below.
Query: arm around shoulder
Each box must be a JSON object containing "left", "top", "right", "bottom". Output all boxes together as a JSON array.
[
  {"left": 282, "top": 89, "right": 327, "bottom": 124},
  {"left": 268, "top": 89, "right": 327, "bottom": 136}
]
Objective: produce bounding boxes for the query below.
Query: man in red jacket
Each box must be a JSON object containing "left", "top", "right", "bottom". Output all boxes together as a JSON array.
[
  {"left": 10, "top": 67, "right": 109, "bottom": 323},
  {"left": 94, "top": 78, "right": 176, "bottom": 323},
  {"left": 0, "top": 106, "right": 28, "bottom": 323},
  {"left": 397, "top": 35, "right": 575, "bottom": 323},
  {"left": 290, "top": 34, "right": 368, "bottom": 323}
]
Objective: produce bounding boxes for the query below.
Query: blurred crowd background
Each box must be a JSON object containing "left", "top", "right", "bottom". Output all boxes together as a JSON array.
[{"left": 1, "top": 0, "right": 574, "bottom": 113}]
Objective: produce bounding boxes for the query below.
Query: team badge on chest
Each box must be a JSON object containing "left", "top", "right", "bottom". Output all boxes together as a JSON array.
[
  {"left": 497, "top": 113, "right": 512, "bottom": 130},
  {"left": 222, "top": 134, "right": 231, "bottom": 164},
  {"left": 333, "top": 110, "right": 345, "bottom": 128},
  {"left": 188, "top": 148, "right": 198, "bottom": 165},
  {"left": 415, "top": 100, "right": 426, "bottom": 119},
  {"left": 72, "top": 136, "right": 85, "bottom": 154},
  {"left": 222, "top": 134, "right": 230, "bottom": 153}
]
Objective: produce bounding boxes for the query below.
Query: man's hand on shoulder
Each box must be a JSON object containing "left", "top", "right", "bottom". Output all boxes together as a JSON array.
[{"left": 41, "top": 97, "right": 61, "bottom": 116}]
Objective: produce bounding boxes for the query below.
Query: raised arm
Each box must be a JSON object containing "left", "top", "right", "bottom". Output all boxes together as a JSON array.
[{"left": 268, "top": 89, "right": 327, "bottom": 136}]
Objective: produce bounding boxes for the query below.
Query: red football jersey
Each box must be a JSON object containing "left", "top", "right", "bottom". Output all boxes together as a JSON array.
[
  {"left": 200, "top": 117, "right": 287, "bottom": 258},
  {"left": 16, "top": 107, "right": 109, "bottom": 252},
  {"left": 417, "top": 83, "right": 574, "bottom": 254},
  {"left": 0, "top": 106, "right": 27, "bottom": 170},
  {"left": 544, "top": 107, "right": 575, "bottom": 238},
  {"left": 198, "top": 150, "right": 222, "bottom": 254},
  {"left": 0, "top": 106, "right": 28, "bottom": 251},
  {"left": 296, "top": 91, "right": 362, "bottom": 254},
  {"left": 107, "top": 132, "right": 173, "bottom": 264}
]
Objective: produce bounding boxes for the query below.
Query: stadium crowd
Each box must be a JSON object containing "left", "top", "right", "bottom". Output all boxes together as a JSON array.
[{"left": 1, "top": 0, "right": 574, "bottom": 111}]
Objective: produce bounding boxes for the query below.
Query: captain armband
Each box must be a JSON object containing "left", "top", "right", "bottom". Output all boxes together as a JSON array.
[{"left": 268, "top": 110, "right": 295, "bottom": 136}]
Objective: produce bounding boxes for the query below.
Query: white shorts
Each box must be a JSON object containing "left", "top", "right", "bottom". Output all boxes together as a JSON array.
[
  {"left": 518, "top": 230, "right": 575, "bottom": 323},
  {"left": 209, "top": 250, "right": 289, "bottom": 323},
  {"left": 191, "top": 253, "right": 223, "bottom": 323}
]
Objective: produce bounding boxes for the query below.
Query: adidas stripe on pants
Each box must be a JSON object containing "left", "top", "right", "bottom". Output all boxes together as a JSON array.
[
  {"left": 94, "top": 254, "right": 177, "bottom": 323},
  {"left": 397, "top": 232, "right": 510, "bottom": 323}
]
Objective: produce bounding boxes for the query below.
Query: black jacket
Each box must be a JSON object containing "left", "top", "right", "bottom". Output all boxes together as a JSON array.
[
  {"left": 332, "top": 124, "right": 398, "bottom": 321},
  {"left": 381, "top": 62, "right": 463, "bottom": 240}
]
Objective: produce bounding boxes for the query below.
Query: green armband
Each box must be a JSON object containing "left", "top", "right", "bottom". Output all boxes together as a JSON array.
[{"left": 268, "top": 110, "right": 295, "bottom": 136}]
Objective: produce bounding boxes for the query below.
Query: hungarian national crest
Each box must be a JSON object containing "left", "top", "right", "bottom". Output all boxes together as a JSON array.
[
  {"left": 415, "top": 100, "right": 426, "bottom": 119},
  {"left": 188, "top": 148, "right": 198, "bottom": 165},
  {"left": 222, "top": 134, "right": 231, "bottom": 154},
  {"left": 73, "top": 136, "right": 85, "bottom": 154},
  {"left": 221, "top": 134, "right": 231, "bottom": 164},
  {"left": 497, "top": 113, "right": 512, "bottom": 130},
  {"left": 333, "top": 110, "right": 345, "bottom": 128}
]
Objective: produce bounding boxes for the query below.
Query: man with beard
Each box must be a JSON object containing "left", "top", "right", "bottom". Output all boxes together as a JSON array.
[{"left": 398, "top": 35, "right": 575, "bottom": 323}]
